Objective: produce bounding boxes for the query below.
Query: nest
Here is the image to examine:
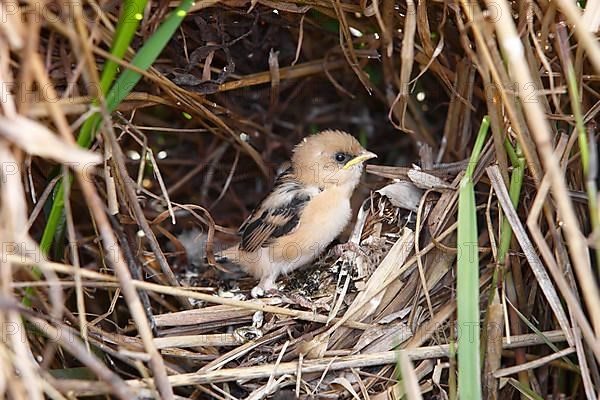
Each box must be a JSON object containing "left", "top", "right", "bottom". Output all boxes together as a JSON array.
[{"left": 0, "top": 0, "right": 599, "bottom": 399}]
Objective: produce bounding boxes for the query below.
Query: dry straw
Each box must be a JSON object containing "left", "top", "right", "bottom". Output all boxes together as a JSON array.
[{"left": 0, "top": 0, "right": 598, "bottom": 398}]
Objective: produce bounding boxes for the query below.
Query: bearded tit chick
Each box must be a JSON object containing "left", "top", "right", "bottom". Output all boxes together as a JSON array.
[{"left": 219, "top": 130, "right": 377, "bottom": 292}]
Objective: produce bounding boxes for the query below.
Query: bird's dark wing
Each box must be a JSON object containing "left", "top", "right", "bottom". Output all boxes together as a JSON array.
[{"left": 238, "top": 168, "right": 311, "bottom": 253}]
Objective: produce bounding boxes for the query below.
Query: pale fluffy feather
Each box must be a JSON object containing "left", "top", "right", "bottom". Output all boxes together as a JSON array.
[{"left": 220, "top": 130, "right": 376, "bottom": 290}]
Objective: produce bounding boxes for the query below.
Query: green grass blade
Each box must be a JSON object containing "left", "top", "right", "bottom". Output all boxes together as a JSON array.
[
  {"left": 39, "top": 0, "right": 193, "bottom": 262},
  {"left": 507, "top": 378, "right": 545, "bottom": 400},
  {"left": 102, "top": 1, "right": 147, "bottom": 94},
  {"left": 39, "top": 0, "right": 148, "bottom": 259},
  {"left": 566, "top": 63, "right": 589, "bottom": 175},
  {"left": 482, "top": 140, "right": 525, "bottom": 368},
  {"left": 105, "top": 3, "right": 194, "bottom": 111},
  {"left": 510, "top": 303, "right": 578, "bottom": 370},
  {"left": 449, "top": 333, "right": 457, "bottom": 400},
  {"left": 498, "top": 143, "right": 525, "bottom": 265},
  {"left": 565, "top": 60, "right": 600, "bottom": 275},
  {"left": 556, "top": 23, "right": 600, "bottom": 274},
  {"left": 457, "top": 116, "right": 490, "bottom": 400}
]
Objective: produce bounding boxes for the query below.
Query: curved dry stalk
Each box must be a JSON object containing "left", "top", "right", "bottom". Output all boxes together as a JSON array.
[
  {"left": 57, "top": 330, "right": 567, "bottom": 396},
  {"left": 486, "top": 0, "right": 600, "bottom": 339}
]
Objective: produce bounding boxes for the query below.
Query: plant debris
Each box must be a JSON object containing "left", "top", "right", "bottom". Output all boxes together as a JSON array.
[{"left": 0, "top": 0, "right": 598, "bottom": 399}]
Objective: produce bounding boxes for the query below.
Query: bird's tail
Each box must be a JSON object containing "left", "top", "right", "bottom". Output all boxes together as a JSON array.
[
  {"left": 218, "top": 244, "right": 239, "bottom": 261},
  {"left": 177, "top": 229, "right": 245, "bottom": 279}
]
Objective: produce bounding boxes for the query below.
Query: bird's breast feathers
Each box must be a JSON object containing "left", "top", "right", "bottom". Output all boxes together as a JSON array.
[{"left": 237, "top": 168, "right": 351, "bottom": 258}]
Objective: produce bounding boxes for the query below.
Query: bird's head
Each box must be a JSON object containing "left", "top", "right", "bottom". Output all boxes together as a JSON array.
[{"left": 291, "top": 130, "right": 377, "bottom": 191}]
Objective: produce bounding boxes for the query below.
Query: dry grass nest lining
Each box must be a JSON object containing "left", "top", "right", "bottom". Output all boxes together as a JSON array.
[{"left": 1, "top": 0, "right": 600, "bottom": 399}]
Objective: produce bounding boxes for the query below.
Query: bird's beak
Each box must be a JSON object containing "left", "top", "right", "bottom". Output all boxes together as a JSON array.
[{"left": 342, "top": 151, "right": 377, "bottom": 170}]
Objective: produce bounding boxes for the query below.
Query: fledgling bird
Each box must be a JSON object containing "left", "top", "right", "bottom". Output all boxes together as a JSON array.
[{"left": 219, "top": 130, "right": 377, "bottom": 291}]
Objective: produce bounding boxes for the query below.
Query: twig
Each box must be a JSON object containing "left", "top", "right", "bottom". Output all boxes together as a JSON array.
[
  {"left": 6, "top": 255, "right": 372, "bottom": 330},
  {"left": 493, "top": 347, "right": 576, "bottom": 378},
  {"left": 59, "top": 330, "right": 567, "bottom": 396},
  {"left": 486, "top": 165, "right": 573, "bottom": 346}
]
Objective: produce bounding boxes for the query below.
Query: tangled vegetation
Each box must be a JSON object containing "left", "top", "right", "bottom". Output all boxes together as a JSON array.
[{"left": 0, "top": 0, "right": 599, "bottom": 398}]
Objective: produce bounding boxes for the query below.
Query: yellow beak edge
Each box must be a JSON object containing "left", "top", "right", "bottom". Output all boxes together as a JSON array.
[{"left": 342, "top": 151, "right": 377, "bottom": 170}]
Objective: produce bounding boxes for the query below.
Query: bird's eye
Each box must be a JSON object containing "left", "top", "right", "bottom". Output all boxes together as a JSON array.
[{"left": 334, "top": 152, "right": 350, "bottom": 164}]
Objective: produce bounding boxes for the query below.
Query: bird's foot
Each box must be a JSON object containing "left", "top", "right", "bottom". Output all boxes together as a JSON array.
[
  {"left": 250, "top": 286, "right": 265, "bottom": 298},
  {"left": 251, "top": 284, "right": 281, "bottom": 299}
]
